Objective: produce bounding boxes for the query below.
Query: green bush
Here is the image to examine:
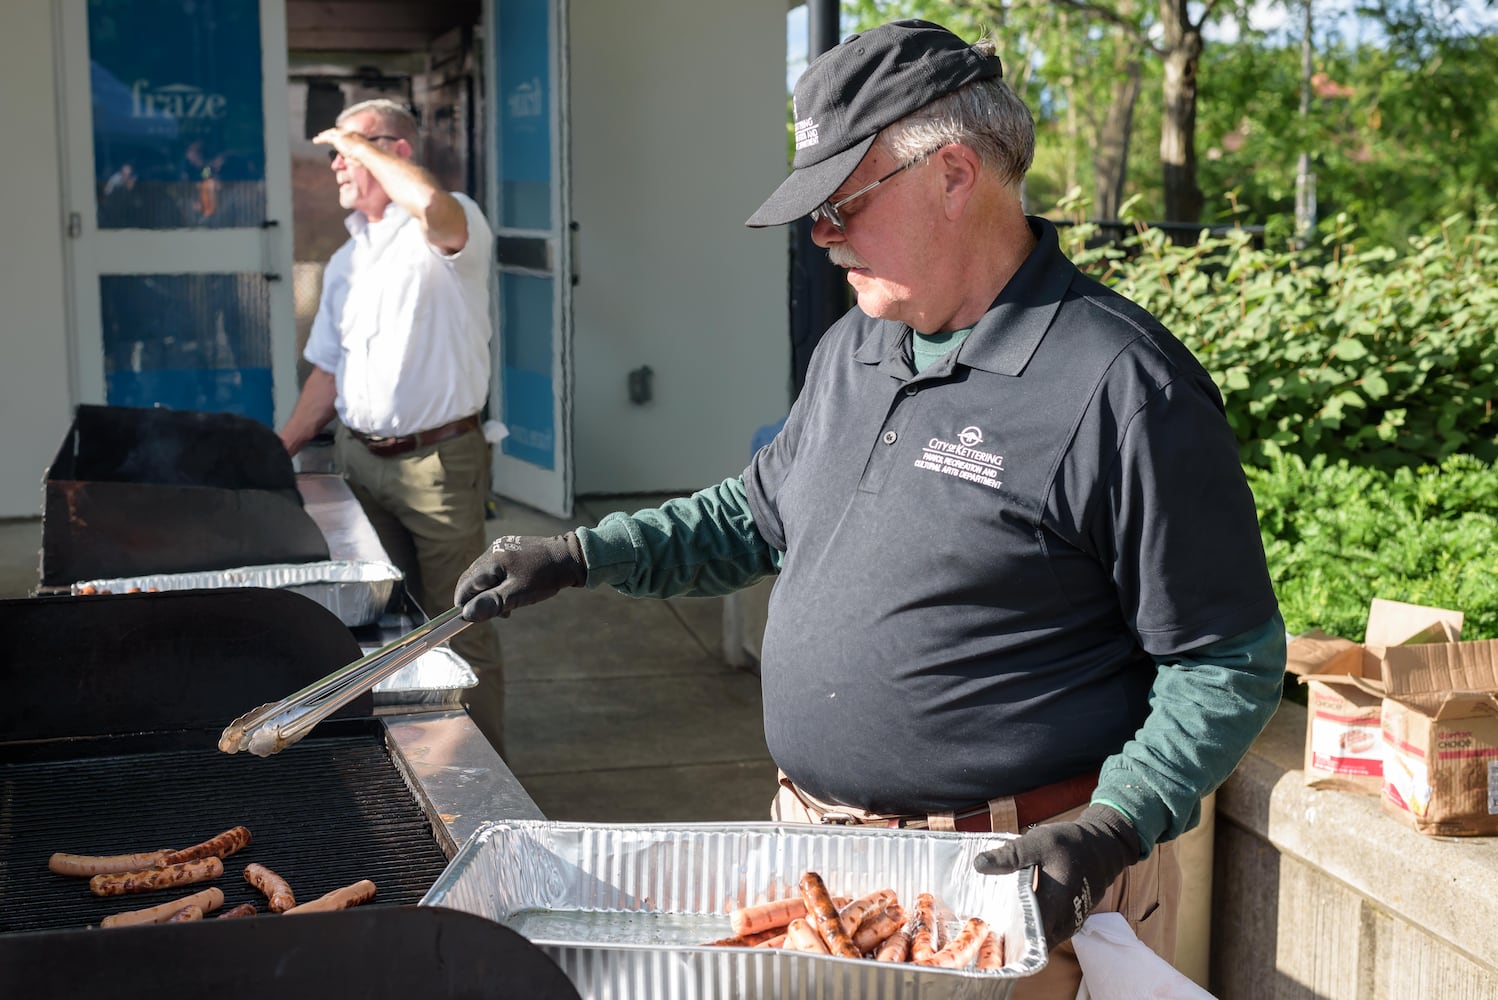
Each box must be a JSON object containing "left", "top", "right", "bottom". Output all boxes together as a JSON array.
[
  {"left": 1058, "top": 204, "right": 1498, "bottom": 471},
  {"left": 1052, "top": 203, "right": 1498, "bottom": 641},
  {"left": 1246, "top": 454, "right": 1498, "bottom": 641}
]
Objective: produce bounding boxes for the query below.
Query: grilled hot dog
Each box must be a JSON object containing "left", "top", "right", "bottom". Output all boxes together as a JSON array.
[
  {"left": 243, "top": 863, "right": 296, "bottom": 913},
  {"left": 89, "top": 857, "right": 223, "bottom": 897},
  {"left": 914, "top": 916, "right": 989, "bottom": 968},
  {"left": 797, "top": 871, "right": 861, "bottom": 959},
  {"left": 161, "top": 826, "right": 252, "bottom": 866},
  {"left": 99, "top": 887, "right": 225, "bottom": 928},
  {"left": 284, "top": 878, "right": 377, "bottom": 914},
  {"left": 49, "top": 849, "right": 172, "bottom": 877}
]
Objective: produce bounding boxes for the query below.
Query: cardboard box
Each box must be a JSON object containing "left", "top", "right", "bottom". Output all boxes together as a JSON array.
[
  {"left": 1380, "top": 638, "right": 1498, "bottom": 836},
  {"left": 1291, "top": 600, "right": 1463, "bottom": 795}
]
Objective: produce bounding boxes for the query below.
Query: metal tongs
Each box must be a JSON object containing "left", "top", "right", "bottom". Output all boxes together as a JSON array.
[{"left": 218, "top": 606, "right": 473, "bottom": 757}]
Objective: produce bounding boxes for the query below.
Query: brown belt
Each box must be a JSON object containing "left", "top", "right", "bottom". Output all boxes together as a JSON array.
[
  {"left": 348, "top": 414, "right": 481, "bottom": 457},
  {"left": 888, "top": 768, "right": 1102, "bottom": 833}
]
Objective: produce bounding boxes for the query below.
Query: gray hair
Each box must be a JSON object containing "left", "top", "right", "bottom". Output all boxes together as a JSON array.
[
  {"left": 336, "top": 98, "right": 420, "bottom": 146},
  {"left": 879, "top": 38, "right": 1034, "bottom": 190}
]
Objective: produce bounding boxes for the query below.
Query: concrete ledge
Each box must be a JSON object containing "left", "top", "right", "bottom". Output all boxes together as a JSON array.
[{"left": 1213, "top": 702, "right": 1498, "bottom": 998}]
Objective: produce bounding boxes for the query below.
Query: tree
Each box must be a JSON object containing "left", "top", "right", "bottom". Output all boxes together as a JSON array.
[
  {"left": 845, "top": 0, "right": 1154, "bottom": 220},
  {"left": 1195, "top": 5, "right": 1498, "bottom": 245}
]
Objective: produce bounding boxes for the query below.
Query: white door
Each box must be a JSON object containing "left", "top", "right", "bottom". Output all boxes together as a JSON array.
[
  {"left": 484, "top": 0, "right": 574, "bottom": 517},
  {"left": 58, "top": 0, "right": 295, "bottom": 429}
]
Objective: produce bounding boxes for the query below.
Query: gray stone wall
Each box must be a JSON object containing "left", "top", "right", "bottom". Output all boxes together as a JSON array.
[{"left": 1212, "top": 703, "right": 1498, "bottom": 999}]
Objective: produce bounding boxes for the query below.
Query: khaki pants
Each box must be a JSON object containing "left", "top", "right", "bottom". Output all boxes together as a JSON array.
[
  {"left": 771, "top": 777, "right": 1180, "bottom": 1000},
  {"left": 335, "top": 425, "right": 506, "bottom": 756}
]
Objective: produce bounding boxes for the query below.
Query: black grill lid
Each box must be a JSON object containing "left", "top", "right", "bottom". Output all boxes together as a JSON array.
[
  {"left": 0, "top": 905, "right": 581, "bottom": 1000},
  {"left": 40, "top": 404, "right": 330, "bottom": 585},
  {"left": 0, "top": 588, "right": 371, "bottom": 741}
]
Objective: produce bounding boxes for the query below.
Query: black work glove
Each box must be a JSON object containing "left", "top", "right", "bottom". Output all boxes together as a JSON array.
[
  {"left": 454, "top": 533, "right": 587, "bottom": 621},
  {"left": 972, "top": 804, "right": 1140, "bottom": 950}
]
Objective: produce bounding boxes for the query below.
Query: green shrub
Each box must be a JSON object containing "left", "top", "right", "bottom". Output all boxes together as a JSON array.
[
  {"left": 1050, "top": 203, "right": 1498, "bottom": 644},
  {"left": 1057, "top": 204, "right": 1498, "bottom": 471},
  {"left": 1246, "top": 453, "right": 1498, "bottom": 641}
]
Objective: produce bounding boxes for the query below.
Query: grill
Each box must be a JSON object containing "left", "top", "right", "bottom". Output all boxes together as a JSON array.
[
  {"left": 2, "top": 408, "right": 576, "bottom": 997},
  {"left": 0, "top": 584, "right": 527, "bottom": 919},
  {"left": 1, "top": 725, "right": 448, "bottom": 931},
  {"left": 0, "top": 586, "right": 572, "bottom": 997},
  {"left": 39, "top": 405, "right": 330, "bottom": 587},
  {"left": 0, "top": 587, "right": 452, "bottom": 927}
]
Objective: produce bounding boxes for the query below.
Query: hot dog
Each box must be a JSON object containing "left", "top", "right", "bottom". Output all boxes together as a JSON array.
[
  {"left": 49, "top": 849, "right": 172, "bottom": 877},
  {"left": 243, "top": 863, "right": 296, "bottom": 913},
  {"left": 729, "top": 896, "right": 807, "bottom": 937},
  {"left": 852, "top": 902, "right": 906, "bottom": 955},
  {"left": 975, "top": 929, "right": 1004, "bottom": 970},
  {"left": 702, "top": 925, "right": 786, "bottom": 948},
  {"left": 165, "top": 904, "right": 204, "bottom": 922},
  {"left": 783, "top": 916, "right": 831, "bottom": 954},
  {"left": 874, "top": 923, "right": 912, "bottom": 963},
  {"left": 99, "top": 887, "right": 225, "bottom": 928},
  {"left": 89, "top": 856, "right": 223, "bottom": 897},
  {"left": 217, "top": 903, "right": 259, "bottom": 919},
  {"left": 914, "top": 916, "right": 989, "bottom": 968},
  {"left": 907, "top": 892, "right": 939, "bottom": 963},
  {"left": 797, "top": 871, "right": 861, "bottom": 959},
  {"left": 160, "top": 826, "right": 252, "bottom": 866},
  {"left": 837, "top": 887, "right": 897, "bottom": 938},
  {"left": 283, "top": 878, "right": 377, "bottom": 914}
]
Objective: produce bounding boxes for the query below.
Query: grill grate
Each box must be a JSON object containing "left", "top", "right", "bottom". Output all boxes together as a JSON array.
[{"left": 0, "top": 727, "right": 450, "bottom": 932}]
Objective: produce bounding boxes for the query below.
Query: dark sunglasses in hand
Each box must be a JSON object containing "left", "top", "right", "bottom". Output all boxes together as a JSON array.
[{"left": 327, "top": 134, "right": 402, "bottom": 162}]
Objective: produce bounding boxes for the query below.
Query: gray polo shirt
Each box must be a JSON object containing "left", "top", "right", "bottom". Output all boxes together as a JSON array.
[{"left": 740, "top": 218, "right": 1278, "bottom": 813}]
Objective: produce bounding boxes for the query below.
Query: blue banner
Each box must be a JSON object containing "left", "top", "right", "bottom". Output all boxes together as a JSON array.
[
  {"left": 88, "top": 0, "right": 265, "bottom": 229},
  {"left": 495, "top": 0, "right": 551, "bottom": 229}
]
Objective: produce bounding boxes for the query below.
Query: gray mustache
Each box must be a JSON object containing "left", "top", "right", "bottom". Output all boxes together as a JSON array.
[{"left": 827, "top": 246, "right": 868, "bottom": 269}]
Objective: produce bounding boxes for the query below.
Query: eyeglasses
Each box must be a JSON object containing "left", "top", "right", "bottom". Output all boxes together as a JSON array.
[
  {"left": 327, "top": 134, "right": 402, "bottom": 162},
  {"left": 810, "top": 146, "right": 944, "bottom": 232}
]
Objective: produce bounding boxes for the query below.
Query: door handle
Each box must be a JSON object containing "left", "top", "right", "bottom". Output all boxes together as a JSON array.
[
  {"left": 569, "top": 220, "right": 579, "bottom": 285},
  {"left": 260, "top": 219, "right": 282, "bottom": 281}
]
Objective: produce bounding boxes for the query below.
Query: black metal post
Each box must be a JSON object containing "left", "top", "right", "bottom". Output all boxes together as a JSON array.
[{"left": 787, "top": 0, "right": 847, "bottom": 398}]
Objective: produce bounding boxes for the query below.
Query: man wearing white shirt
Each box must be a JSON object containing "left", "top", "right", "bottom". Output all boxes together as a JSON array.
[{"left": 278, "top": 98, "right": 505, "bottom": 756}]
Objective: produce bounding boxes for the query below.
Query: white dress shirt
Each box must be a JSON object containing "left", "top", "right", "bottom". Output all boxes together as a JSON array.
[{"left": 304, "top": 193, "right": 493, "bottom": 437}]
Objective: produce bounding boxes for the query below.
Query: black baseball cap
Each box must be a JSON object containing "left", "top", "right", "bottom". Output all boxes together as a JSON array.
[{"left": 745, "top": 19, "right": 1002, "bottom": 228}]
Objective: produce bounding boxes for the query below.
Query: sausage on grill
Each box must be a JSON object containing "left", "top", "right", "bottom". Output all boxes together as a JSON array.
[
  {"left": 284, "top": 879, "right": 377, "bottom": 914},
  {"left": 49, "top": 849, "right": 172, "bottom": 877},
  {"left": 99, "top": 887, "right": 226, "bottom": 928},
  {"left": 89, "top": 857, "right": 223, "bottom": 897},
  {"left": 243, "top": 863, "right": 297, "bottom": 913},
  {"left": 160, "top": 826, "right": 252, "bottom": 866}
]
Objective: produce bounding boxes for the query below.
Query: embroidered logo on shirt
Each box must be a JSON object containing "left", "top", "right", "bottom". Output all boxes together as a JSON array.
[{"left": 913, "top": 427, "right": 1004, "bottom": 491}]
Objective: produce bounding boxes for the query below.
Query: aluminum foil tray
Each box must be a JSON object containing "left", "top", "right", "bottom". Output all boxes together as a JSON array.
[
  {"left": 420, "top": 819, "right": 1046, "bottom": 999},
  {"left": 71, "top": 560, "right": 401, "bottom": 627},
  {"left": 372, "top": 646, "right": 477, "bottom": 708}
]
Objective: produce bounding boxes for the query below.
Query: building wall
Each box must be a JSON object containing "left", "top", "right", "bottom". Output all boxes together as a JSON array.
[
  {"left": 0, "top": 0, "right": 74, "bottom": 519},
  {"left": 570, "top": 0, "right": 790, "bottom": 494},
  {"left": 0, "top": 0, "right": 791, "bottom": 518}
]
